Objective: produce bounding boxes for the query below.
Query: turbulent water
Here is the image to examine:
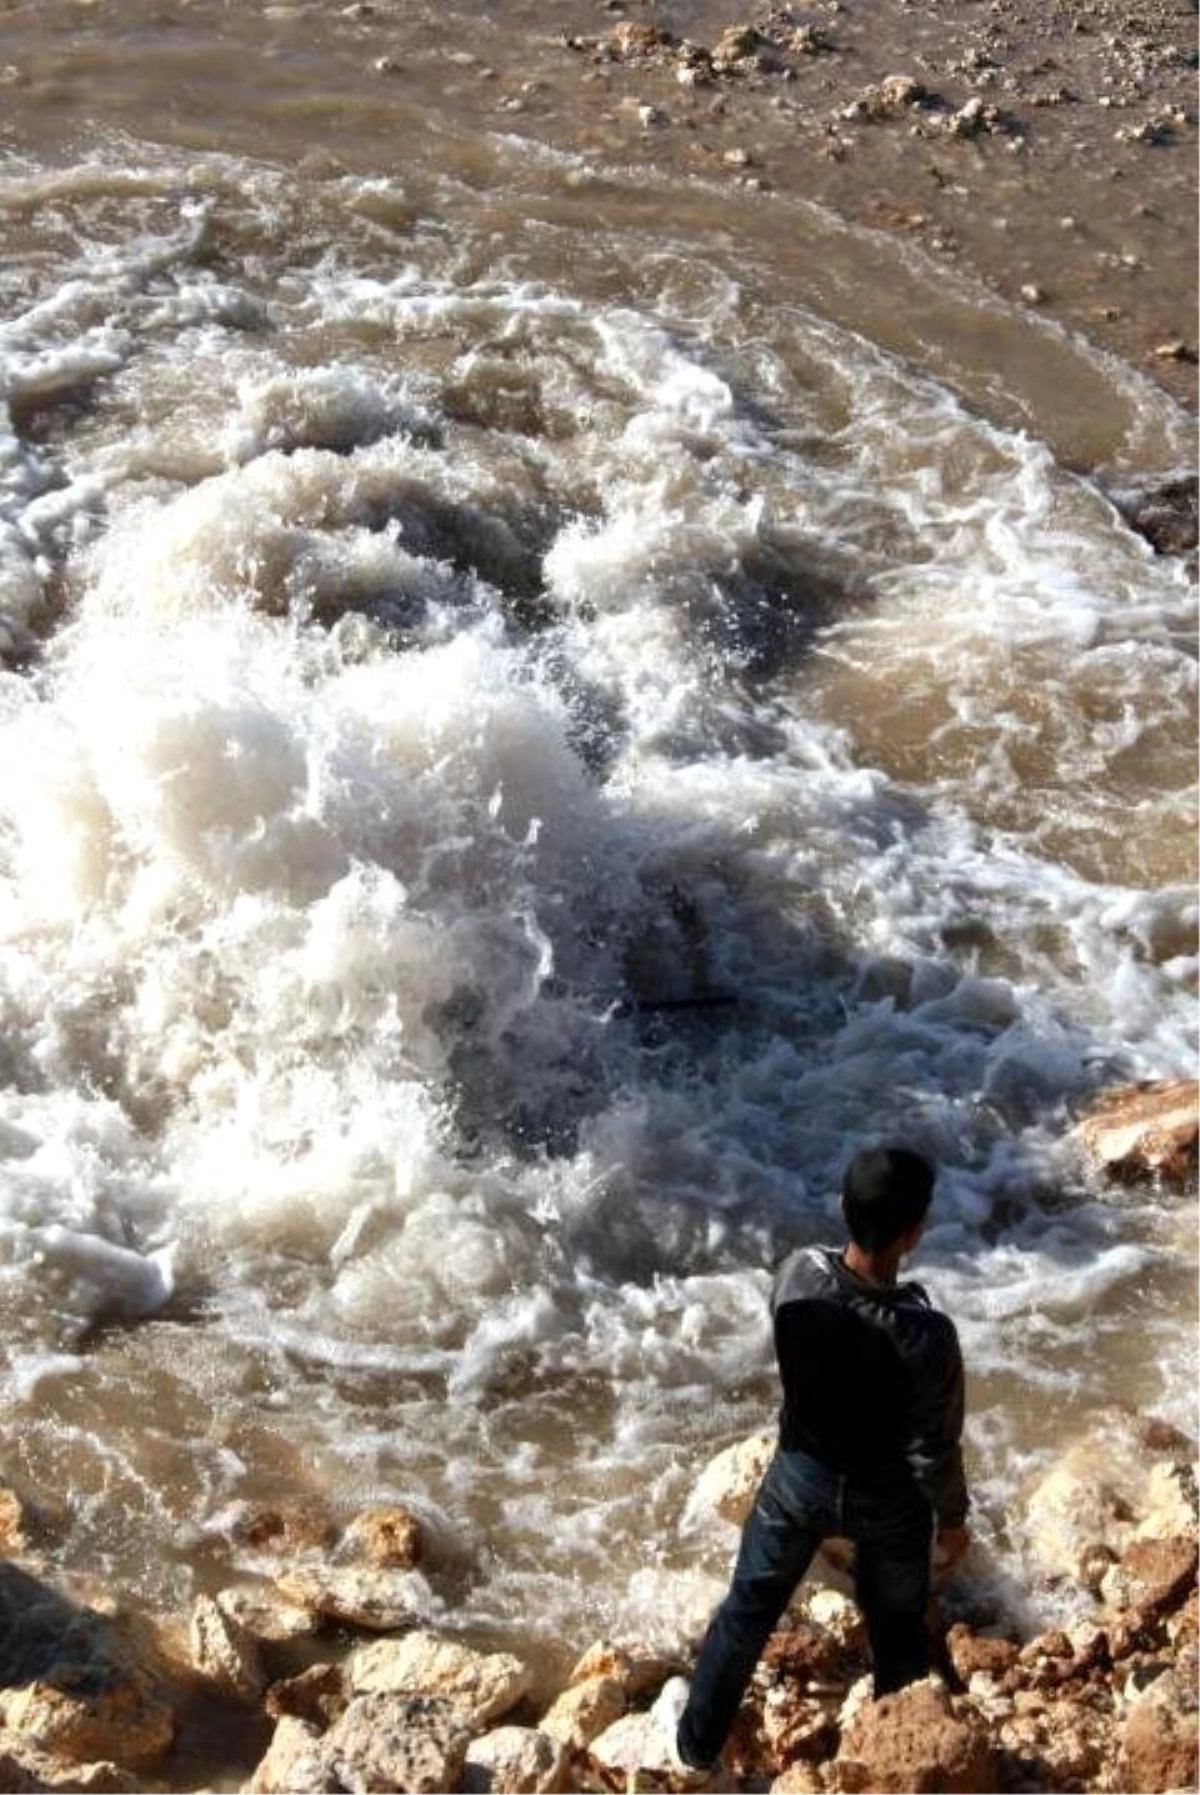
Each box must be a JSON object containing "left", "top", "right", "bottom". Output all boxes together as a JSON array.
[{"left": 1, "top": 12, "right": 1197, "bottom": 1710}]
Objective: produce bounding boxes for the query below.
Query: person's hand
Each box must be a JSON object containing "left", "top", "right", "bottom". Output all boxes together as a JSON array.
[{"left": 933, "top": 1523, "right": 970, "bottom": 1578}]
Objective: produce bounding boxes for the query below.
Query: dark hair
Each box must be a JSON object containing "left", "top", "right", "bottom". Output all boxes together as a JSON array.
[{"left": 841, "top": 1147, "right": 935, "bottom": 1252}]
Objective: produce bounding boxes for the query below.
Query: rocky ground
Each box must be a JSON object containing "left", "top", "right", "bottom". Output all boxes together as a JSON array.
[{"left": 0, "top": 1081, "right": 1195, "bottom": 1794}]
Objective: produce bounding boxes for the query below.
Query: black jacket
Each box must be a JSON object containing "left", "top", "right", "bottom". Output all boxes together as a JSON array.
[{"left": 771, "top": 1245, "right": 969, "bottom": 1526}]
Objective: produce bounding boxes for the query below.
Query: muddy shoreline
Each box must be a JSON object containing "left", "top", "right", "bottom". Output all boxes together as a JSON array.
[
  {"left": 540, "top": 0, "right": 1199, "bottom": 420},
  {"left": 3, "top": 0, "right": 1196, "bottom": 432}
]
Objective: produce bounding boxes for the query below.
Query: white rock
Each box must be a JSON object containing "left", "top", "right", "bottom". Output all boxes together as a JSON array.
[
  {"left": 1076, "top": 1079, "right": 1198, "bottom": 1186},
  {"left": 462, "top": 1725, "right": 567, "bottom": 1793},
  {"left": 801, "top": 1587, "right": 866, "bottom": 1650},
  {"left": 276, "top": 1564, "right": 432, "bottom": 1631},
  {"left": 321, "top": 1693, "right": 471, "bottom": 1794},
  {"left": 246, "top": 1715, "right": 329, "bottom": 1794},
  {"left": 538, "top": 1677, "right": 626, "bottom": 1749},
  {"left": 190, "top": 1594, "right": 265, "bottom": 1704},
  {"left": 216, "top": 1586, "right": 319, "bottom": 1643},
  {"left": 349, "top": 1630, "right": 532, "bottom": 1726},
  {"left": 1136, "top": 1460, "right": 1199, "bottom": 1542},
  {"left": 588, "top": 1708, "right": 672, "bottom": 1780},
  {"left": 686, "top": 1432, "right": 773, "bottom": 1528},
  {"left": 1020, "top": 1417, "right": 1170, "bottom": 1580},
  {"left": 567, "top": 1639, "right": 679, "bottom": 1698}
]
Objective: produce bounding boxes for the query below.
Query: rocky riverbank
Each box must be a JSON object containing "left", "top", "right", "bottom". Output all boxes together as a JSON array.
[
  {"left": 1, "top": 1083, "right": 1195, "bottom": 1794},
  {"left": 0, "top": 1406, "right": 1196, "bottom": 1793},
  {"left": 541, "top": 0, "right": 1198, "bottom": 417}
]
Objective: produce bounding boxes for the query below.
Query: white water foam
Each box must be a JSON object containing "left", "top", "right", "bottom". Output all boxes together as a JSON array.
[{"left": 0, "top": 148, "right": 1194, "bottom": 1639}]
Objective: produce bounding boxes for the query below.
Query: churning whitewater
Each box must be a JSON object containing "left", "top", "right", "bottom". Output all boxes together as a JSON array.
[{"left": 0, "top": 142, "right": 1195, "bottom": 1657}]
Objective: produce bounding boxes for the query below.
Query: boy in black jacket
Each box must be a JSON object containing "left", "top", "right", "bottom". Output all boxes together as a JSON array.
[{"left": 673, "top": 1146, "right": 970, "bottom": 1776}]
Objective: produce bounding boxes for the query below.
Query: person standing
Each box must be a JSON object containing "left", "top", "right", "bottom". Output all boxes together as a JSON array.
[{"left": 670, "top": 1145, "right": 970, "bottom": 1777}]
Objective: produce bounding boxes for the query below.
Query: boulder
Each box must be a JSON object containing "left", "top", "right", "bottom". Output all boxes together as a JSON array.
[
  {"left": 836, "top": 1677, "right": 996, "bottom": 1792},
  {"left": 1021, "top": 1411, "right": 1195, "bottom": 1582},
  {"left": 586, "top": 1710, "right": 673, "bottom": 1783},
  {"left": 0, "top": 1663, "right": 174, "bottom": 1768},
  {"left": 997, "top": 1697, "right": 1116, "bottom": 1788},
  {"left": 759, "top": 1684, "right": 838, "bottom": 1763},
  {"left": 567, "top": 1638, "right": 680, "bottom": 1699},
  {"left": 687, "top": 1432, "right": 773, "bottom": 1527},
  {"left": 216, "top": 1585, "right": 319, "bottom": 1643},
  {"left": 340, "top": 1505, "right": 422, "bottom": 1570},
  {"left": 761, "top": 1615, "right": 860, "bottom": 1689},
  {"left": 770, "top": 1764, "right": 824, "bottom": 1793},
  {"left": 189, "top": 1593, "right": 265, "bottom": 1704},
  {"left": 461, "top": 1724, "right": 567, "bottom": 1793},
  {"left": 349, "top": 1631, "right": 532, "bottom": 1726},
  {"left": 0, "top": 1735, "right": 139, "bottom": 1791},
  {"left": 1077, "top": 1079, "right": 1198, "bottom": 1187},
  {"left": 944, "top": 1624, "right": 1020, "bottom": 1687},
  {"left": 1111, "top": 474, "right": 1199, "bottom": 558},
  {"left": 1101, "top": 1536, "right": 1198, "bottom": 1616},
  {"left": 276, "top": 1564, "right": 431, "bottom": 1631},
  {"left": 246, "top": 1715, "right": 334, "bottom": 1794},
  {"left": 538, "top": 1675, "right": 626, "bottom": 1749},
  {"left": 1118, "top": 1649, "right": 1199, "bottom": 1792},
  {"left": 228, "top": 1500, "right": 337, "bottom": 1557},
  {"left": 265, "top": 1662, "right": 349, "bottom": 1728},
  {"left": 320, "top": 1693, "right": 472, "bottom": 1794},
  {"left": 1136, "top": 1458, "right": 1200, "bottom": 1543}
]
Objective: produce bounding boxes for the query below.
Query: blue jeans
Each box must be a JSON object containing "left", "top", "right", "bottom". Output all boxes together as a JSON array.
[{"left": 678, "top": 1447, "right": 934, "bottom": 1769}]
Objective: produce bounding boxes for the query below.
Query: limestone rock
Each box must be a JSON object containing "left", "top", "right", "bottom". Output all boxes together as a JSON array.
[
  {"left": 247, "top": 1715, "right": 334, "bottom": 1794},
  {"left": 760, "top": 1685, "right": 838, "bottom": 1763},
  {"left": 797, "top": 1587, "right": 867, "bottom": 1654},
  {"left": 0, "top": 1488, "right": 31, "bottom": 1556},
  {"left": 881, "top": 73, "right": 928, "bottom": 108},
  {"left": 587, "top": 1710, "right": 673, "bottom": 1782},
  {"left": 1101, "top": 1536, "right": 1199, "bottom": 1615},
  {"left": 228, "top": 1499, "right": 337, "bottom": 1557},
  {"left": 349, "top": 1630, "right": 532, "bottom": 1726},
  {"left": 1136, "top": 1458, "right": 1200, "bottom": 1543},
  {"left": 0, "top": 1663, "right": 174, "bottom": 1768},
  {"left": 340, "top": 1504, "right": 422, "bottom": 1570},
  {"left": 189, "top": 1593, "right": 265, "bottom": 1704},
  {"left": 276, "top": 1564, "right": 431, "bottom": 1631},
  {"left": 770, "top": 1763, "right": 824, "bottom": 1793},
  {"left": 1118, "top": 1650, "right": 1199, "bottom": 1792},
  {"left": 687, "top": 1432, "right": 773, "bottom": 1527},
  {"left": 837, "top": 1676, "right": 995, "bottom": 1792},
  {"left": 538, "top": 1675, "right": 626, "bottom": 1749},
  {"left": 568, "top": 1639, "right": 680, "bottom": 1699},
  {"left": 1024, "top": 1434, "right": 1138, "bottom": 1578},
  {"left": 945, "top": 1623, "right": 1019, "bottom": 1685},
  {"left": 265, "top": 1662, "right": 350, "bottom": 1728},
  {"left": 610, "top": 22, "right": 674, "bottom": 59},
  {"left": 760, "top": 1617, "right": 860, "bottom": 1693},
  {"left": 1077, "top": 1079, "right": 1198, "bottom": 1186},
  {"left": 997, "top": 1691, "right": 1117, "bottom": 1787},
  {"left": 712, "top": 25, "right": 767, "bottom": 70},
  {"left": 320, "top": 1692, "right": 472, "bottom": 1794},
  {"left": 216, "top": 1584, "right": 319, "bottom": 1643},
  {"left": 0, "top": 1735, "right": 139, "bottom": 1792},
  {"left": 461, "top": 1724, "right": 567, "bottom": 1793}
]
